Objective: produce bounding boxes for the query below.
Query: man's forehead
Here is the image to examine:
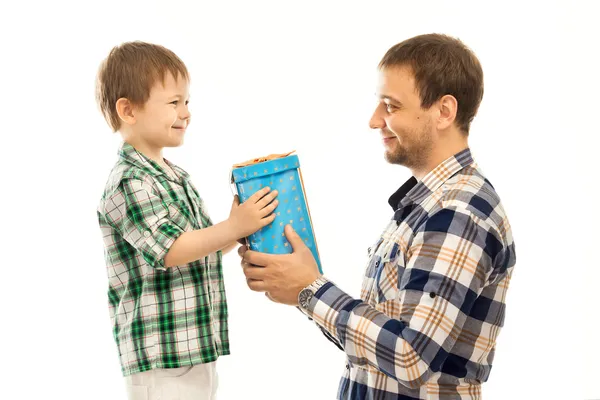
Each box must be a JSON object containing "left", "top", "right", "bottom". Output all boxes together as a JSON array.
[
  {"left": 378, "top": 66, "right": 415, "bottom": 85},
  {"left": 377, "top": 66, "right": 418, "bottom": 98}
]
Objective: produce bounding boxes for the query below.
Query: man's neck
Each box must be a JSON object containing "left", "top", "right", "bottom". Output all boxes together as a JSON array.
[{"left": 411, "top": 139, "right": 469, "bottom": 181}]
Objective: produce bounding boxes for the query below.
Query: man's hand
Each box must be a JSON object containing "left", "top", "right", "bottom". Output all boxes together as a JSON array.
[{"left": 239, "top": 224, "right": 321, "bottom": 306}]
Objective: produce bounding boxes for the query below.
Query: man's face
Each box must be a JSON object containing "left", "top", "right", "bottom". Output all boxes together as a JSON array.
[{"left": 370, "top": 66, "right": 437, "bottom": 171}]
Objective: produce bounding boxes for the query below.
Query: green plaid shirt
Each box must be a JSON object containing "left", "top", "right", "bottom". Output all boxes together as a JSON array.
[{"left": 97, "top": 142, "right": 230, "bottom": 377}]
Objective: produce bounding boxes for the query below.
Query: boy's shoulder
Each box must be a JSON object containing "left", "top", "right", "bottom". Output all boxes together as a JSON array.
[{"left": 100, "top": 158, "right": 156, "bottom": 202}]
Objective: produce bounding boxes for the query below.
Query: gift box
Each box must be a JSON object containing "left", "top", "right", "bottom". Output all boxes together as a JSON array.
[{"left": 231, "top": 152, "right": 322, "bottom": 273}]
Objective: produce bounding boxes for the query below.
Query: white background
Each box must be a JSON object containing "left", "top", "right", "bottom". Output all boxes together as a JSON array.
[{"left": 0, "top": 0, "right": 598, "bottom": 399}]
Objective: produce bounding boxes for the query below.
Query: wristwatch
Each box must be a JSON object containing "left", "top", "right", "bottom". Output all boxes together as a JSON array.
[{"left": 298, "top": 276, "right": 328, "bottom": 309}]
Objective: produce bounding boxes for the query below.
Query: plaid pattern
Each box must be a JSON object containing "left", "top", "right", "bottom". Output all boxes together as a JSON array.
[
  {"left": 97, "top": 142, "right": 230, "bottom": 377},
  {"left": 301, "top": 149, "right": 515, "bottom": 399}
]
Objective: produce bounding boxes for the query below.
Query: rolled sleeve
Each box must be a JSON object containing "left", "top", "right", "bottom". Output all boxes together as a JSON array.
[{"left": 103, "top": 178, "right": 185, "bottom": 269}]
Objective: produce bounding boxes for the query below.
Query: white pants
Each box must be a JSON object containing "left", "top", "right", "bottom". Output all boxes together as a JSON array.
[{"left": 124, "top": 362, "right": 218, "bottom": 400}]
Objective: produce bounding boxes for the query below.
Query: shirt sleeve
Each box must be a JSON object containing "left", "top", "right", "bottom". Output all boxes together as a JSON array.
[
  {"left": 299, "top": 207, "right": 509, "bottom": 388},
  {"left": 101, "top": 178, "right": 185, "bottom": 270}
]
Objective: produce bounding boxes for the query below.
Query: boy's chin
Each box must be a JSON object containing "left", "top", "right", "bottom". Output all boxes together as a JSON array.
[{"left": 163, "top": 137, "right": 185, "bottom": 148}]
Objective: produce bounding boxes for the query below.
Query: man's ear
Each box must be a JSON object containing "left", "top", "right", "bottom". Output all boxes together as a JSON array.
[
  {"left": 116, "top": 98, "right": 136, "bottom": 126},
  {"left": 436, "top": 94, "right": 458, "bottom": 130}
]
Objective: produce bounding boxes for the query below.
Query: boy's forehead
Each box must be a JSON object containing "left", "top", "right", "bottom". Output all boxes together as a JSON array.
[{"left": 151, "top": 72, "right": 190, "bottom": 96}]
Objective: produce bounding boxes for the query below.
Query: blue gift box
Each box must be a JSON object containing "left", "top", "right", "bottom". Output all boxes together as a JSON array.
[{"left": 231, "top": 153, "right": 322, "bottom": 273}]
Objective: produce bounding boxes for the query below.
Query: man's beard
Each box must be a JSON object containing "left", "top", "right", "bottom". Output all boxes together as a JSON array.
[{"left": 384, "top": 123, "right": 434, "bottom": 170}]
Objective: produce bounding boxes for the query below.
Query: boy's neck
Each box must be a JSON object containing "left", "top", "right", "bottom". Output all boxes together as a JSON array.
[{"left": 124, "top": 137, "right": 167, "bottom": 168}]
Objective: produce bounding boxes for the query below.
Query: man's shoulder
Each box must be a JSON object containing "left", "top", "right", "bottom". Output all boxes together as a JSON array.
[{"left": 434, "top": 165, "right": 509, "bottom": 232}]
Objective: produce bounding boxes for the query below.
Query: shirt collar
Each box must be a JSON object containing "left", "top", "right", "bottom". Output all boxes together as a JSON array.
[
  {"left": 118, "top": 142, "right": 189, "bottom": 181},
  {"left": 388, "top": 148, "right": 475, "bottom": 212}
]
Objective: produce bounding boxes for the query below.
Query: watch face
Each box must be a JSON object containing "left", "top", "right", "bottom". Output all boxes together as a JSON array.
[{"left": 299, "top": 289, "right": 313, "bottom": 308}]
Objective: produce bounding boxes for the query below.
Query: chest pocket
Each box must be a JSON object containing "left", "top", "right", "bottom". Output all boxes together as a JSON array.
[
  {"left": 373, "top": 240, "right": 401, "bottom": 303},
  {"left": 362, "top": 237, "right": 402, "bottom": 303},
  {"left": 365, "top": 241, "right": 404, "bottom": 320}
]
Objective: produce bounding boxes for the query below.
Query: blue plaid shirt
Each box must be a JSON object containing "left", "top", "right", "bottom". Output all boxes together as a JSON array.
[{"left": 300, "top": 149, "right": 516, "bottom": 399}]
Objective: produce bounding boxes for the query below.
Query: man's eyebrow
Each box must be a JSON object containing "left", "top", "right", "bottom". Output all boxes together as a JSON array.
[{"left": 379, "top": 94, "right": 403, "bottom": 105}]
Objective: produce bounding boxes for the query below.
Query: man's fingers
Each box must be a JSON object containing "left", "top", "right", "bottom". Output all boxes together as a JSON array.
[
  {"left": 284, "top": 224, "right": 305, "bottom": 251},
  {"left": 243, "top": 249, "right": 272, "bottom": 267},
  {"left": 243, "top": 263, "right": 267, "bottom": 280},
  {"left": 247, "top": 278, "right": 267, "bottom": 292}
]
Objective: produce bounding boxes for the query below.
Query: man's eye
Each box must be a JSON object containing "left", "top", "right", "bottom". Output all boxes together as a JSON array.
[{"left": 386, "top": 104, "right": 397, "bottom": 113}]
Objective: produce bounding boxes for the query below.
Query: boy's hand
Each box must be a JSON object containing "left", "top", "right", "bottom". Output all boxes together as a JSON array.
[{"left": 228, "top": 188, "right": 278, "bottom": 238}]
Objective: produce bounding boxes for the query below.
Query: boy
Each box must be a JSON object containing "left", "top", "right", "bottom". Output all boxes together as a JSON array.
[{"left": 96, "top": 41, "right": 278, "bottom": 400}]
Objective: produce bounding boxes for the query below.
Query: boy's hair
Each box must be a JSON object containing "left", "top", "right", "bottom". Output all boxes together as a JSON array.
[
  {"left": 379, "top": 33, "right": 483, "bottom": 134},
  {"left": 96, "top": 41, "right": 189, "bottom": 132}
]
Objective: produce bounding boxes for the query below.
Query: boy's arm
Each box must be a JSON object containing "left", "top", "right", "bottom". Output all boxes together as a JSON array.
[
  {"left": 103, "top": 178, "right": 277, "bottom": 270},
  {"left": 220, "top": 240, "right": 240, "bottom": 255},
  {"left": 164, "top": 221, "right": 238, "bottom": 267},
  {"left": 165, "top": 191, "right": 276, "bottom": 267}
]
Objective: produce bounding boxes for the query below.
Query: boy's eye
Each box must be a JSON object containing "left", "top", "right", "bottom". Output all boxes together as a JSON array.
[{"left": 170, "top": 101, "right": 178, "bottom": 105}]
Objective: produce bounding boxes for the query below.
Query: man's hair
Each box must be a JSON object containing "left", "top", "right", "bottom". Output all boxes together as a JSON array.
[
  {"left": 379, "top": 33, "right": 484, "bottom": 134},
  {"left": 96, "top": 41, "right": 189, "bottom": 132}
]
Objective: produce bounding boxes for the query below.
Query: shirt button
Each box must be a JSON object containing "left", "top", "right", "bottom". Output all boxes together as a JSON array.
[{"left": 144, "top": 230, "right": 151, "bottom": 238}]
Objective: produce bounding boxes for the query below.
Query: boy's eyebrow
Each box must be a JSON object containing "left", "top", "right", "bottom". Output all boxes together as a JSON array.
[{"left": 168, "top": 94, "right": 191, "bottom": 100}]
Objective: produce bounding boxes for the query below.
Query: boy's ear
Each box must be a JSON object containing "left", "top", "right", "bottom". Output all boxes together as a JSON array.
[{"left": 116, "top": 98, "right": 136, "bottom": 126}]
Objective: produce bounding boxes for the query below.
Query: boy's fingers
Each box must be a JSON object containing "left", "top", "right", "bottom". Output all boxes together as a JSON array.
[
  {"left": 248, "top": 187, "right": 271, "bottom": 203},
  {"left": 261, "top": 213, "right": 276, "bottom": 226},
  {"left": 256, "top": 190, "right": 278, "bottom": 208},
  {"left": 260, "top": 200, "right": 278, "bottom": 215}
]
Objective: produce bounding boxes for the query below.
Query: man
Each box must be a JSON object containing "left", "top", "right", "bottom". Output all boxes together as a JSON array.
[{"left": 239, "top": 33, "right": 516, "bottom": 400}]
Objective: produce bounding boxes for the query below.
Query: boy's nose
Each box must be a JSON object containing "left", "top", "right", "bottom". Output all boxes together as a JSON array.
[{"left": 180, "top": 109, "right": 191, "bottom": 121}]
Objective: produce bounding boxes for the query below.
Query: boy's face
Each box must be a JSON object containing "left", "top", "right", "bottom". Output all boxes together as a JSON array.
[{"left": 132, "top": 72, "right": 191, "bottom": 149}]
